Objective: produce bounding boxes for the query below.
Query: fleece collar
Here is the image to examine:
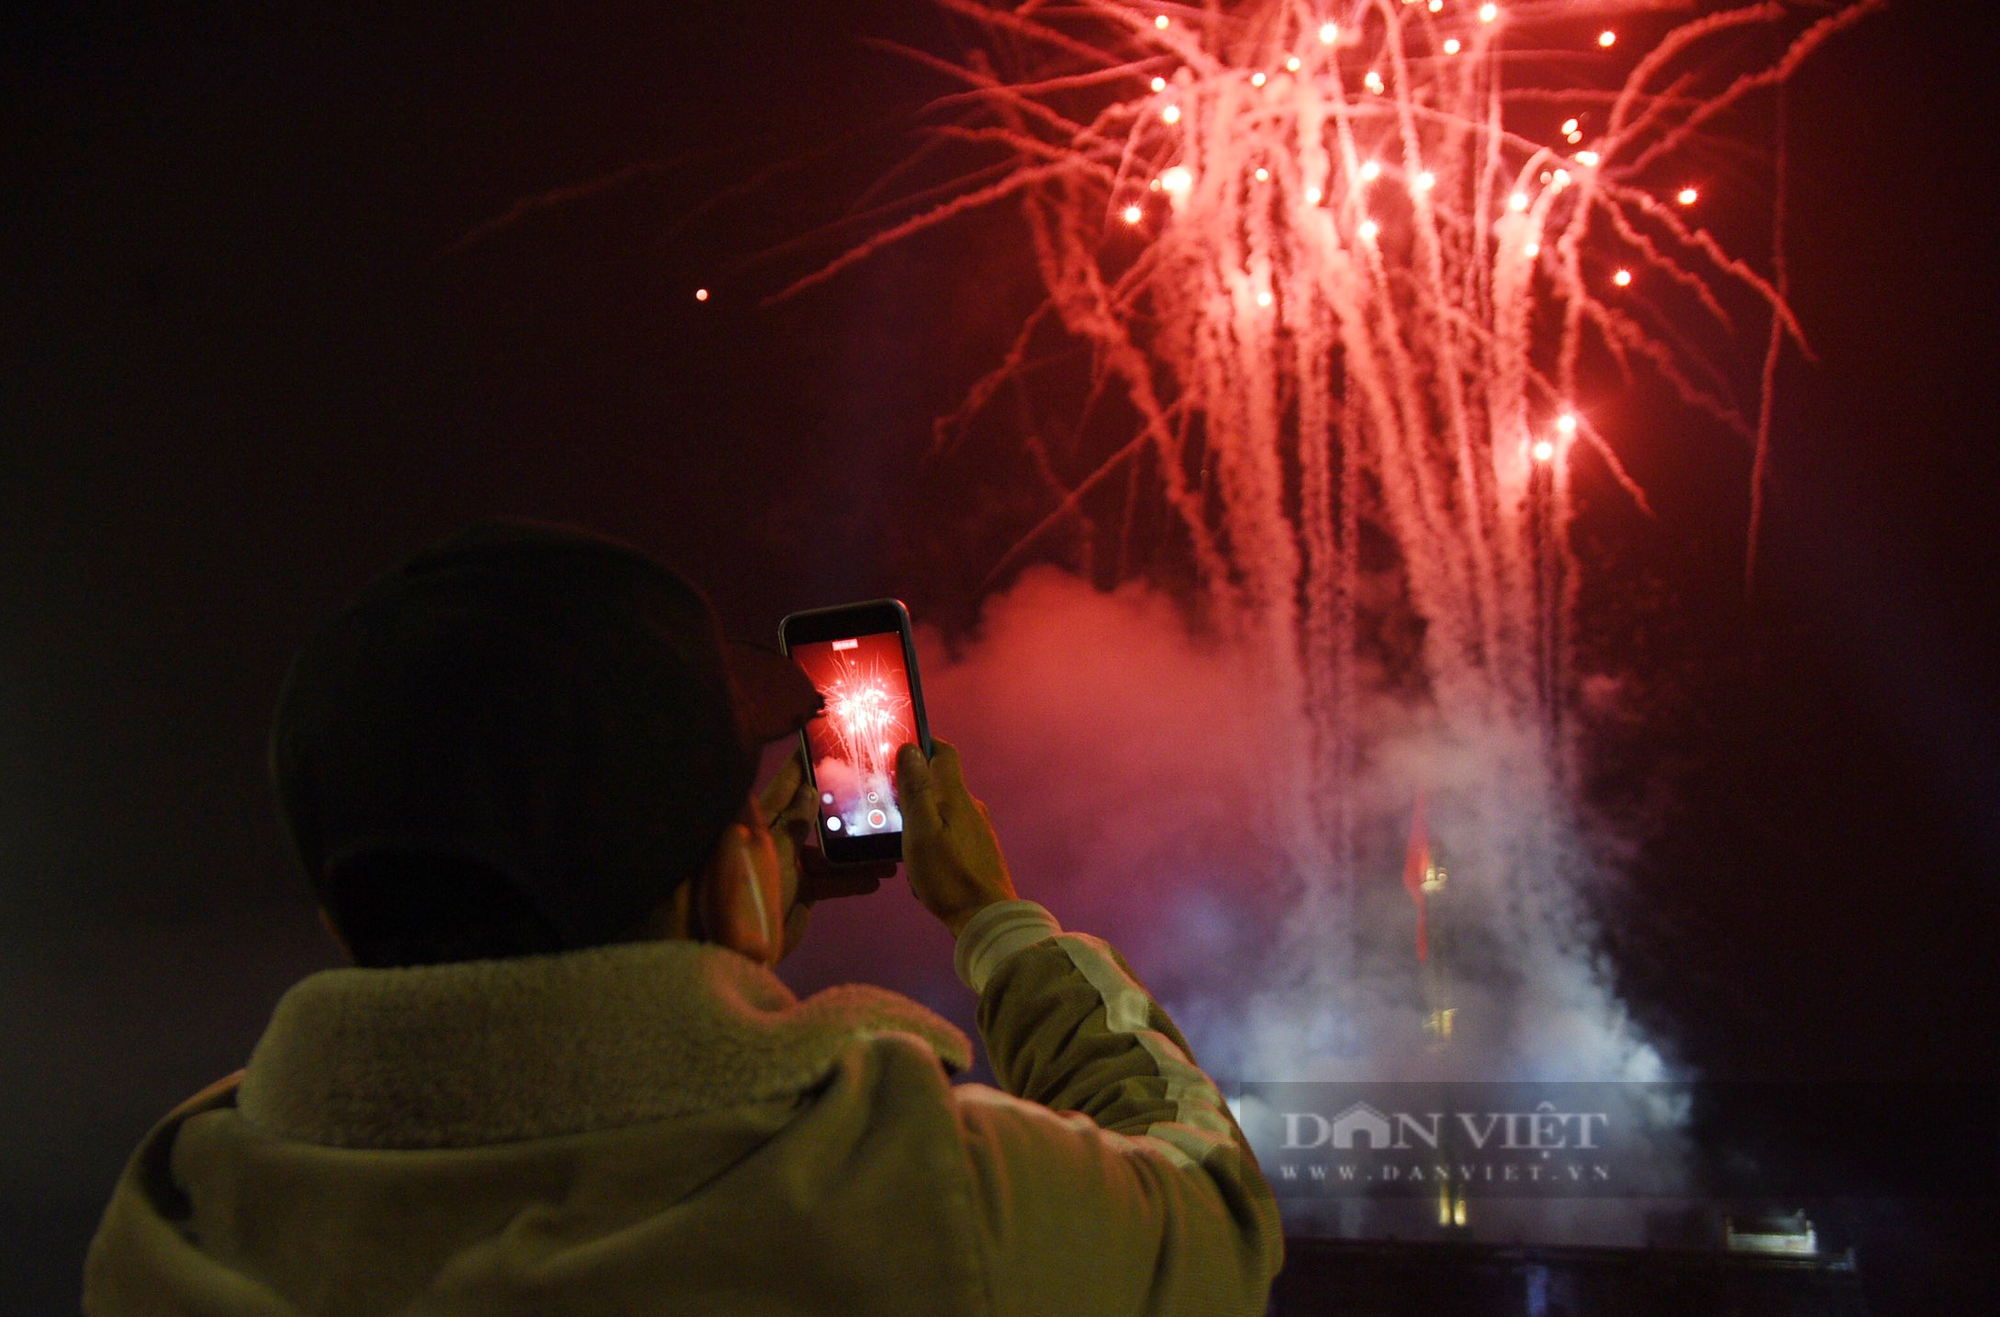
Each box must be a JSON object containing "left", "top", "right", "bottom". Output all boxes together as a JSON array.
[{"left": 235, "top": 939, "right": 971, "bottom": 1149}]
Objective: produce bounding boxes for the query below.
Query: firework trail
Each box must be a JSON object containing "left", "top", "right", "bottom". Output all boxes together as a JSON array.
[
  {"left": 783, "top": 0, "right": 1876, "bottom": 1088},
  {"left": 822, "top": 660, "right": 910, "bottom": 786},
  {"left": 793, "top": 638, "right": 920, "bottom": 838}
]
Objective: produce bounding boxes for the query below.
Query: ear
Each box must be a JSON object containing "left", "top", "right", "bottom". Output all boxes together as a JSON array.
[
  {"left": 316, "top": 908, "right": 355, "bottom": 962},
  {"left": 696, "top": 821, "right": 780, "bottom": 968}
]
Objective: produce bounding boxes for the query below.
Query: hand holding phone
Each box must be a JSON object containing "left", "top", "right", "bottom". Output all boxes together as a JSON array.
[
  {"left": 758, "top": 751, "right": 894, "bottom": 958},
  {"left": 894, "top": 739, "right": 1017, "bottom": 937}
]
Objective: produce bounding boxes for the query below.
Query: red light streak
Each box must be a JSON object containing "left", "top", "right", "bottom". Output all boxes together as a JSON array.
[{"left": 778, "top": 0, "right": 1885, "bottom": 907}]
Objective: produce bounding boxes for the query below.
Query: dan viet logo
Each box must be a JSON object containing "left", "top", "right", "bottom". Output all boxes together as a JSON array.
[
  {"left": 1284, "top": 1100, "right": 1611, "bottom": 1153},
  {"left": 1238, "top": 1085, "right": 1632, "bottom": 1198},
  {"left": 1237, "top": 1079, "right": 1999, "bottom": 1200}
]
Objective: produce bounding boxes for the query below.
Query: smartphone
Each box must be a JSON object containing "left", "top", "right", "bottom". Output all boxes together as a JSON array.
[{"left": 779, "top": 599, "right": 933, "bottom": 865}]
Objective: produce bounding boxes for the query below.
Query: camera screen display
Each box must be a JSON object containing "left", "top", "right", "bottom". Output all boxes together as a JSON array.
[{"left": 789, "top": 631, "right": 921, "bottom": 841}]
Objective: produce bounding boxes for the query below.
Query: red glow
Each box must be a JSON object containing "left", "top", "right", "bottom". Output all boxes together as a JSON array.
[
  {"left": 786, "top": 0, "right": 1885, "bottom": 962},
  {"left": 791, "top": 633, "right": 919, "bottom": 837}
]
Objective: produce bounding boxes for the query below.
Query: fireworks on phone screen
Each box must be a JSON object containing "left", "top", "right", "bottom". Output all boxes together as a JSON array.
[{"left": 790, "top": 632, "right": 918, "bottom": 838}]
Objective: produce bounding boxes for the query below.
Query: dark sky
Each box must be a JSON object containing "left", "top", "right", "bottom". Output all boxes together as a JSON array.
[{"left": 3, "top": 1, "right": 1995, "bottom": 1312}]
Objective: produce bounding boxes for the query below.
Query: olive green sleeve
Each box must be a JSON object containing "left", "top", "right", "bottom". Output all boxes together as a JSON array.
[{"left": 947, "top": 901, "right": 1283, "bottom": 1317}]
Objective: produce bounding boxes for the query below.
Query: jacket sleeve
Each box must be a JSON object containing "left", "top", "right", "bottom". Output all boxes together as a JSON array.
[{"left": 946, "top": 901, "right": 1283, "bottom": 1317}]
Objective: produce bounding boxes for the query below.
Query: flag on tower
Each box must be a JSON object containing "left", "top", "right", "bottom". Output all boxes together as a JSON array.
[{"left": 1403, "top": 794, "right": 1430, "bottom": 963}]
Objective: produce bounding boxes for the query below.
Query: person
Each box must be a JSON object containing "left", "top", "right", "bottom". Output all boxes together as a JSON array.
[{"left": 83, "top": 522, "right": 1282, "bottom": 1316}]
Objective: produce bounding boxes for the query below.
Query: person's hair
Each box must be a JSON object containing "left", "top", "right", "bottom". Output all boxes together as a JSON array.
[{"left": 318, "top": 852, "right": 571, "bottom": 967}]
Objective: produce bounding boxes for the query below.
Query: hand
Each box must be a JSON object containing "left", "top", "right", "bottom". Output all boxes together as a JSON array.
[
  {"left": 895, "top": 738, "right": 1017, "bottom": 937},
  {"left": 759, "top": 751, "right": 894, "bottom": 961}
]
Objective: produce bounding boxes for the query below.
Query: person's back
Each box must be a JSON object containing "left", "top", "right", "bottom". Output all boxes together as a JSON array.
[{"left": 84, "top": 524, "right": 1282, "bottom": 1315}]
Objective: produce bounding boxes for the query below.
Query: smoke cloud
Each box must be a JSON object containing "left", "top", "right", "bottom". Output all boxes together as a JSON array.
[{"left": 782, "top": 567, "right": 1681, "bottom": 1241}]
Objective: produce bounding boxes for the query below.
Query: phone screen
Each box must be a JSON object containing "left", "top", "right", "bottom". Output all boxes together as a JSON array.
[{"left": 788, "top": 630, "right": 922, "bottom": 845}]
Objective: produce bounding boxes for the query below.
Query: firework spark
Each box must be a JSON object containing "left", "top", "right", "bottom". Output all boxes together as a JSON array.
[
  {"left": 823, "top": 666, "right": 909, "bottom": 783},
  {"left": 789, "top": 0, "right": 1875, "bottom": 914}
]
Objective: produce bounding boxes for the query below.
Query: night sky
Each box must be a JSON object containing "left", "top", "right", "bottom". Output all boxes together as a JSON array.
[{"left": 4, "top": 2, "right": 1995, "bottom": 1313}]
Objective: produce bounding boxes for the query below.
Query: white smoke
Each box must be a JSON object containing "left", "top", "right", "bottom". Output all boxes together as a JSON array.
[{"left": 909, "top": 566, "right": 1684, "bottom": 1241}]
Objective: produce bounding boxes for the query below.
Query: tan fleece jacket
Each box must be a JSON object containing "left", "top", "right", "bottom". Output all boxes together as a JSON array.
[{"left": 84, "top": 900, "right": 1282, "bottom": 1315}]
